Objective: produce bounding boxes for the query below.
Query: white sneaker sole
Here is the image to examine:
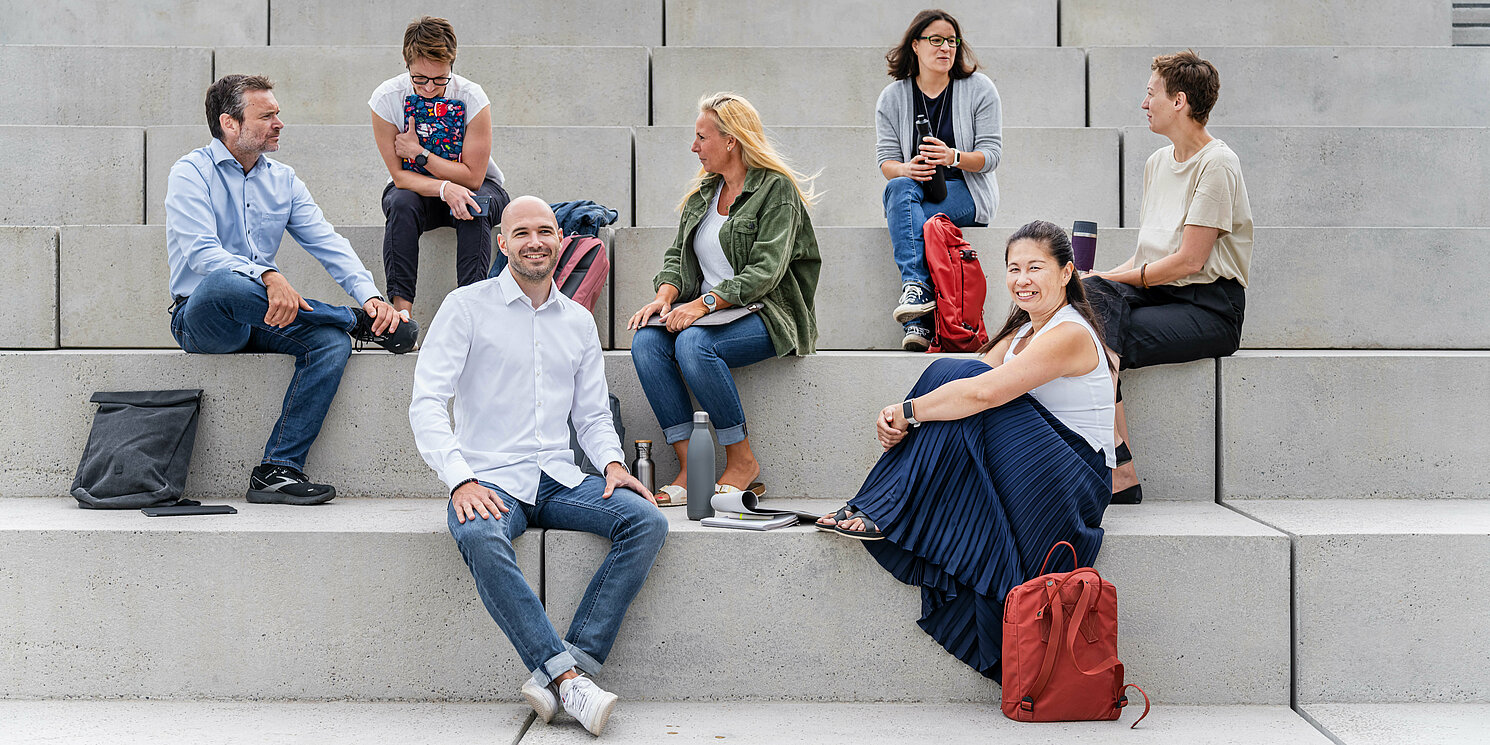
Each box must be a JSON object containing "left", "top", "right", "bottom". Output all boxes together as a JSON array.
[
  {"left": 575, "top": 690, "right": 618, "bottom": 736},
  {"left": 521, "top": 683, "right": 557, "bottom": 724},
  {"left": 893, "top": 301, "right": 936, "bottom": 324},
  {"left": 902, "top": 333, "right": 932, "bottom": 353}
]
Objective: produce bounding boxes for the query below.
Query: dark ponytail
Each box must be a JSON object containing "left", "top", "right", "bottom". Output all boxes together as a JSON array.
[{"left": 978, "top": 220, "right": 1110, "bottom": 369}]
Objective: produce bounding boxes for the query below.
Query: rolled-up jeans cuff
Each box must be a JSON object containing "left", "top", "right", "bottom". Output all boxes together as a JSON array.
[
  {"left": 715, "top": 422, "right": 747, "bottom": 447},
  {"left": 533, "top": 650, "right": 580, "bottom": 688},
  {"left": 565, "top": 642, "right": 604, "bottom": 678},
  {"left": 662, "top": 422, "right": 693, "bottom": 445}
]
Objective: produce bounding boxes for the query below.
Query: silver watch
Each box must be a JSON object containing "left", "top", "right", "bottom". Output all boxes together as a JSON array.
[
  {"left": 701, "top": 293, "right": 718, "bottom": 313},
  {"left": 902, "top": 399, "right": 921, "bottom": 428}
]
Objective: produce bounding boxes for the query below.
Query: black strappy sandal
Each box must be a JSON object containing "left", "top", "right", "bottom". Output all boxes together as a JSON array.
[
  {"left": 834, "top": 509, "right": 885, "bottom": 541},
  {"left": 815, "top": 505, "right": 852, "bottom": 533}
]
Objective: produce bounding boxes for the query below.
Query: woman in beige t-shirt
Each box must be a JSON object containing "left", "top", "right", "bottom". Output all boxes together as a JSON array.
[{"left": 1082, "top": 51, "right": 1252, "bottom": 504}]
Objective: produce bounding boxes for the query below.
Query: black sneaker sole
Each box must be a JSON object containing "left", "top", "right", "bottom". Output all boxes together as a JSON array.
[
  {"left": 246, "top": 487, "right": 337, "bottom": 505},
  {"left": 893, "top": 302, "right": 936, "bottom": 324}
]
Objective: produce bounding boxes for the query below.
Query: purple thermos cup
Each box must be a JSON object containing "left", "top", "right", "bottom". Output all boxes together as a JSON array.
[{"left": 1072, "top": 221, "right": 1098, "bottom": 272}]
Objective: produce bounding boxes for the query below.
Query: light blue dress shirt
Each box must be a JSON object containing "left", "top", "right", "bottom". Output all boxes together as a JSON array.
[{"left": 164, "top": 138, "right": 380, "bottom": 305}]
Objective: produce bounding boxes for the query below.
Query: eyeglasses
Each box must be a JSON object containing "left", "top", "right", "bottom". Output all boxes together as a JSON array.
[
  {"left": 410, "top": 74, "right": 452, "bottom": 86},
  {"left": 916, "top": 35, "right": 961, "bottom": 48}
]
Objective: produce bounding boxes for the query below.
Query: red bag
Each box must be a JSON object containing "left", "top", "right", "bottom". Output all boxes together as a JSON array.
[
  {"left": 1002, "top": 541, "right": 1150, "bottom": 728},
  {"left": 554, "top": 234, "right": 610, "bottom": 312},
  {"left": 922, "top": 214, "right": 989, "bottom": 352}
]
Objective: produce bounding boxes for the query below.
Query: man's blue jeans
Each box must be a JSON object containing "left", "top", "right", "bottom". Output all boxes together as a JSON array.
[
  {"left": 447, "top": 474, "right": 667, "bottom": 686},
  {"left": 169, "top": 268, "right": 356, "bottom": 470},
  {"left": 630, "top": 313, "right": 775, "bottom": 446},
  {"left": 883, "top": 176, "right": 980, "bottom": 287}
]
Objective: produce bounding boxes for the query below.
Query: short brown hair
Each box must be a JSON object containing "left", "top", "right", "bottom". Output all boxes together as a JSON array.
[
  {"left": 1151, "top": 50, "right": 1220, "bottom": 125},
  {"left": 403, "top": 16, "right": 457, "bottom": 67},
  {"left": 885, "top": 9, "right": 980, "bottom": 81},
  {"left": 205, "top": 74, "right": 274, "bottom": 140}
]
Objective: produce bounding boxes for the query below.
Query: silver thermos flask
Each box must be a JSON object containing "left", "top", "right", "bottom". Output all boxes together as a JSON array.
[
  {"left": 632, "top": 440, "right": 656, "bottom": 496},
  {"left": 686, "top": 412, "right": 715, "bottom": 521}
]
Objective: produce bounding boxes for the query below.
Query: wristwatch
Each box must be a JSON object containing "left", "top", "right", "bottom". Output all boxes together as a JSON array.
[
  {"left": 701, "top": 293, "right": 717, "bottom": 313},
  {"left": 902, "top": 399, "right": 921, "bottom": 428},
  {"left": 414, "top": 148, "right": 429, "bottom": 167}
]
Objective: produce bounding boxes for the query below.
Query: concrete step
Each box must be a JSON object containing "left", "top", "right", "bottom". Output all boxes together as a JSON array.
[
  {"left": 0, "top": 351, "right": 1214, "bottom": 503},
  {"left": 0, "top": 497, "right": 1290, "bottom": 704},
  {"left": 1301, "top": 703, "right": 1490, "bottom": 745},
  {"left": 0, "top": 126, "right": 141, "bottom": 225},
  {"left": 270, "top": 0, "right": 662, "bottom": 46},
  {"left": 215, "top": 45, "right": 650, "bottom": 126},
  {"left": 0, "top": 227, "right": 57, "bottom": 349},
  {"left": 0, "top": 46, "right": 212, "bottom": 126},
  {"left": 635, "top": 126, "right": 1120, "bottom": 227},
  {"left": 1122, "top": 126, "right": 1490, "bottom": 227},
  {"left": 144, "top": 125, "right": 634, "bottom": 228},
  {"left": 651, "top": 47, "right": 1085, "bottom": 127},
  {"left": 1060, "top": 0, "right": 1451, "bottom": 46},
  {"left": 1221, "top": 352, "right": 1490, "bottom": 500},
  {"left": 1089, "top": 46, "right": 1490, "bottom": 127},
  {"left": 664, "top": 0, "right": 1057, "bottom": 47},
  {"left": 1227, "top": 500, "right": 1490, "bottom": 704},
  {"left": 1457, "top": 27, "right": 1490, "bottom": 47},
  {"left": 0, "top": 1, "right": 267, "bottom": 45}
]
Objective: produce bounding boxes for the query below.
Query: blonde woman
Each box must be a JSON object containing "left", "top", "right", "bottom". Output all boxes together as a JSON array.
[{"left": 626, "top": 93, "right": 821, "bottom": 507}]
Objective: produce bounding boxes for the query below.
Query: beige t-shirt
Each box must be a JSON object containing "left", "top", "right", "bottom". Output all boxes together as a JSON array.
[{"left": 1134, "top": 139, "right": 1252, "bottom": 287}]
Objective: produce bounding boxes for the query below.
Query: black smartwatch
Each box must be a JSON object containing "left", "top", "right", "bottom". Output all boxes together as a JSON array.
[
  {"left": 414, "top": 149, "right": 429, "bottom": 168},
  {"left": 902, "top": 399, "right": 921, "bottom": 428},
  {"left": 701, "top": 293, "right": 717, "bottom": 313}
]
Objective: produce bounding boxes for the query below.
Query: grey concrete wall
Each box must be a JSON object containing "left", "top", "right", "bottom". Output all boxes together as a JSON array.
[
  {"left": 59, "top": 225, "right": 610, "bottom": 349},
  {"left": 1089, "top": 47, "right": 1490, "bottom": 127},
  {"left": 0, "top": 47, "right": 212, "bottom": 126},
  {"left": 1061, "top": 0, "right": 1452, "bottom": 46},
  {"left": 635, "top": 126, "right": 1120, "bottom": 227},
  {"left": 0, "top": 1, "right": 267, "bottom": 45},
  {"left": 1230, "top": 500, "right": 1490, "bottom": 703},
  {"left": 0, "top": 497, "right": 538, "bottom": 699},
  {"left": 0, "top": 227, "right": 58, "bottom": 349},
  {"left": 146, "top": 125, "right": 633, "bottom": 226},
  {"left": 1122, "top": 126, "right": 1490, "bottom": 227},
  {"left": 215, "top": 46, "right": 650, "bottom": 126},
  {"left": 545, "top": 502, "right": 1289, "bottom": 703},
  {"left": 1222, "top": 353, "right": 1490, "bottom": 499},
  {"left": 651, "top": 47, "right": 1084, "bottom": 127},
  {"left": 270, "top": 0, "right": 661, "bottom": 46},
  {"left": 0, "top": 127, "right": 142, "bottom": 226},
  {"left": 664, "top": 0, "right": 1058, "bottom": 47}
]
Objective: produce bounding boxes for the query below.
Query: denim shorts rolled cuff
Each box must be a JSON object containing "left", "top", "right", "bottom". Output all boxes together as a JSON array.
[
  {"left": 533, "top": 649, "right": 582, "bottom": 688},
  {"left": 662, "top": 421, "right": 694, "bottom": 446},
  {"left": 715, "top": 422, "right": 747, "bottom": 447},
  {"left": 564, "top": 641, "right": 604, "bottom": 678}
]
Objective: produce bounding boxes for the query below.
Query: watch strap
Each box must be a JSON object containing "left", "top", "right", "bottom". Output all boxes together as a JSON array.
[{"left": 903, "top": 399, "right": 921, "bottom": 427}]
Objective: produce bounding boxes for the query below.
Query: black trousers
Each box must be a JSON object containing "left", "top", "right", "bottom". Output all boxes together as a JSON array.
[
  {"left": 380, "top": 178, "right": 510, "bottom": 302},
  {"left": 1082, "top": 276, "right": 1246, "bottom": 370}
]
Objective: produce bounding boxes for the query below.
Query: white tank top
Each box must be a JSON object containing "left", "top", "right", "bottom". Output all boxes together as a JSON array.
[
  {"left": 694, "top": 188, "right": 733, "bottom": 293},
  {"left": 1003, "top": 305, "right": 1116, "bottom": 468}
]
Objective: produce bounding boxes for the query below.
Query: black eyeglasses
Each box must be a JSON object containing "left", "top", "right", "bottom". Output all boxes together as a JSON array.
[
  {"left": 410, "top": 74, "right": 452, "bottom": 86},
  {"left": 916, "top": 35, "right": 961, "bottom": 48}
]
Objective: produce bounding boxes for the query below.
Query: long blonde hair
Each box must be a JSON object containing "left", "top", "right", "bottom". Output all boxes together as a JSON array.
[{"left": 677, "top": 92, "right": 819, "bottom": 212}]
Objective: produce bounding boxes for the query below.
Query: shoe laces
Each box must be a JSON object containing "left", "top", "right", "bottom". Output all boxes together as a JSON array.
[{"left": 562, "top": 676, "right": 601, "bottom": 711}]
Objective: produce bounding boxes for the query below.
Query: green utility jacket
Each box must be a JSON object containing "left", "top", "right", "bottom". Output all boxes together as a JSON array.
[{"left": 654, "top": 168, "right": 821, "bottom": 357}]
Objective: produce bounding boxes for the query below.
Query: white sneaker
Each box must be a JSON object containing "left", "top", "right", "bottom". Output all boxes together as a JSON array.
[
  {"left": 521, "top": 677, "right": 558, "bottom": 724},
  {"left": 559, "top": 675, "right": 619, "bottom": 736}
]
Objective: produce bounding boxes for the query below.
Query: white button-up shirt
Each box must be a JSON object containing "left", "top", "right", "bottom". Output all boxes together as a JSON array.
[{"left": 409, "top": 269, "right": 625, "bottom": 504}]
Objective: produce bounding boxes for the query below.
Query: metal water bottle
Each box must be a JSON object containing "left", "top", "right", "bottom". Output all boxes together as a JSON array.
[
  {"left": 685, "top": 412, "right": 715, "bottom": 521},
  {"left": 631, "top": 440, "right": 656, "bottom": 496},
  {"left": 915, "top": 113, "right": 947, "bottom": 203}
]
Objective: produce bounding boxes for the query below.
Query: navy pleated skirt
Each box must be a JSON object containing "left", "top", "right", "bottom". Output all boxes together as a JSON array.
[{"left": 847, "top": 357, "right": 1112, "bottom": 681}]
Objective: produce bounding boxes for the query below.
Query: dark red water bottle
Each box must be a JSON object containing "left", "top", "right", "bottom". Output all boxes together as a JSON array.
[{"left": 915, "top": 113, "right": 947, "bottom": 203}]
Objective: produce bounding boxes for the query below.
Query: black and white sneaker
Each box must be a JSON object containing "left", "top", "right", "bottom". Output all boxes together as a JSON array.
[
  {"left": 247, "top": 464, "right": 337, "bottom": 505},
  {"left": 902, "top": 318, "right": 934, "bottom": 353},
  {"left": 350, "top": 308, "right": 419, "bottom": 354},
  {"left": 893, "top": 282, "right": 936, "bottom": 324}
]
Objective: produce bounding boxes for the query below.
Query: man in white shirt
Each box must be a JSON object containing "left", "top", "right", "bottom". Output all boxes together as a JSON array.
[{"left": 409, "top": 196, "right": 663, "bottom": 737}]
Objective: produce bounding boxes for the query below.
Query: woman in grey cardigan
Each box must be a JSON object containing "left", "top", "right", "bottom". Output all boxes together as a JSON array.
[{"left": 876, "top": 9, "right": 1002, "bottom": 351}]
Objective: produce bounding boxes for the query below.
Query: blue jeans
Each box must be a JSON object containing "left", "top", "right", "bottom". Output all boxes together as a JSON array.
[
  {"left": 883, "top": 176, "right": 980, "bottom": 286},
  {"left": 447, "top": 474, "right": 667, "bottom": 686},
  {"left": 630, "top": 313, "right": 775, "bottom": 446},
  {"left": 168, "top": 268, "right": 355, "bottom": 470}
]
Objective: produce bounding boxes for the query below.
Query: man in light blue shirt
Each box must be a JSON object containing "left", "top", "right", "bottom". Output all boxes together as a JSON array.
[{"left": 165, "top": 74, "right": 418, "bottom": 505}]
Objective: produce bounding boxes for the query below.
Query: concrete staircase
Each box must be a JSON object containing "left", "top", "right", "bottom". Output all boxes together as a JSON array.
[{"left": 2, "top": 1, "right": 1487, "bottom": 743}]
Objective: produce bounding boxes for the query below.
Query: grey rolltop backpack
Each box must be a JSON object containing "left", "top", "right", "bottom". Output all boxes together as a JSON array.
[{"left": 71, "top": 389, "right": 204, "bottom": 509}]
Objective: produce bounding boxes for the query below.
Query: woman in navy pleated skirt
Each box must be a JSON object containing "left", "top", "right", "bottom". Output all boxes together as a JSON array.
[{"left": 821, "top": 220, "right": 1117, "bottom": 681}]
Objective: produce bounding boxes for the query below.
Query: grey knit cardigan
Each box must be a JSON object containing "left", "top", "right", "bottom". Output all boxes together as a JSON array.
[{"left": 874, "top": 72, "right": 1003, "bottom": 225}]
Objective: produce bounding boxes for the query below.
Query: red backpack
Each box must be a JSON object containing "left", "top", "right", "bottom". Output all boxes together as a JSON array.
[
  {"left": 1002, "top": 541, "right": 1150, "bottom": 728},
  {"left": 554, "top": 234, "right": 610, "bottom": 312},
  {"left": 923, "top": 214, "right": 989, "bottom": 352}
]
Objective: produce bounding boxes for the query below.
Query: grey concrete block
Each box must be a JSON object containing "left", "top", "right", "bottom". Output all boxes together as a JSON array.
[
  {"left": 0, "top": 227, "right": 58, "bottom": 348},
  {"left": 1229, "top": 499, "right": 1490, "bottom": 703},
  {"left": 1122, "top": 126, "right": 1490, "bottom": 228},
  {"left": 1302, "top": 703, "right": 1490, "bottom": 744},
  {"left": 0, "top": 497, "right": 538, "bottom": 699},
  {"left": 270, "top": 0, "right": 661, "bottom": 46},
  {"left": 0, "top": 0, "right": 267, "bottom": 45},
  {"left": 664, "top": 0, "right": 1058, "bottom": 47},
  {"left": 651, "top": 47, "right": 1084, "bottom": 127},
  {"left": 215, "top": 45, "right": 649, "bottom": 126},
  {"left": 1222, "top": 353, "right": 1490, "bottom": 499},
  {"left": 543, "top": 502, "right": 1288, "bottom": 703},
  {"left": 146, "top": 125, "right": 633, "bottom": 226},
  {"left": 0, "top": 126, "right": 142, "bottom": 225},
  {"left": 0, "top": 46, "right": 212, "bottom": 126},
  {"left": 58, "top": 225, "right": 609, "bottom": 349},
  {"left": 1457, "top": 27, "right": 1490, "bottom": 46},
  {"left": 1061, "top": 0, "right": 1451, "bottom": 46},
  {"left": 634, "top": 126, "right": 1119, "bottom": 227},
  {"left": 1089, "top": 47, "right": 1490, "bottom": 127}
]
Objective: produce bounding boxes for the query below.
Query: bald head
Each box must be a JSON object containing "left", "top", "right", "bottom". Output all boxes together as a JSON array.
[
  {"left": 497, "top": 195, "right": 562, "bottom": 285},
  {"left": 500, "top": 195, "right": 557, "bottom": 238}
]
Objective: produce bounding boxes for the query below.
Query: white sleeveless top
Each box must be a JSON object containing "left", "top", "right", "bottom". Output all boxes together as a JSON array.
[{"left": 1003, "top": 305, "right": 1116, "bottom": 468}]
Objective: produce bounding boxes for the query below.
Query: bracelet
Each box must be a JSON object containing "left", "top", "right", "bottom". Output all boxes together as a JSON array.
[
  {"left": 951, "top": 150, "right": 961, "bottom": 168},
  {"left": 450, "top": 477, "right": 478, "bottom": 496},
  {"left": 1140, "top": 263, "right": 1149, "bottom": 288},
  {"left": 439, "top": 180, "right": 450, "bottom": 200}
]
